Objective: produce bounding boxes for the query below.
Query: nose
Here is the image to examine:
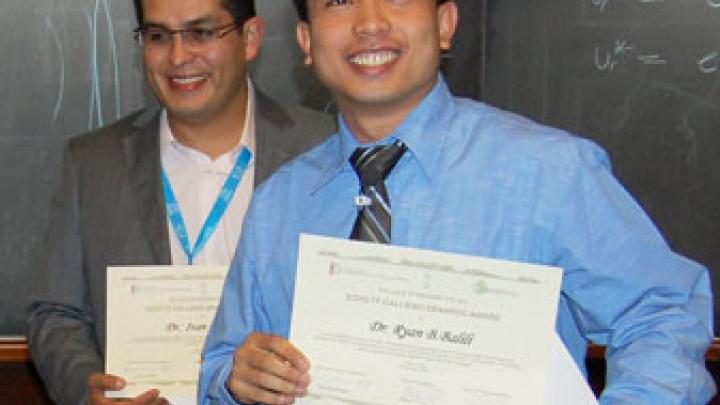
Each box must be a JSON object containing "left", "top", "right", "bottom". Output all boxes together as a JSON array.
[
  {"left": 353, "top": 0, "right": 391, "bottom": 38},
  {"left": 169, "top": 34, "right": 194, "bottom": 66}
]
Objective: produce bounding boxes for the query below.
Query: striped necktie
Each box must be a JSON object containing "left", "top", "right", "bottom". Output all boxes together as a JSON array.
[{"left": 349, "top": 141, "right": 407, "bottom": 243}]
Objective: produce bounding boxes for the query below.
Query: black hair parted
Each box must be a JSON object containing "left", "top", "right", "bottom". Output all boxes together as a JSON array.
[
  {"left": 133, "top": 0, "right": 257, "bottom": 26},
  {"left": 292, "top": 0, "right": 452, "bottom": 22},
  {"left": 291, "top": 0, "right": 309, "bottom": 22}
]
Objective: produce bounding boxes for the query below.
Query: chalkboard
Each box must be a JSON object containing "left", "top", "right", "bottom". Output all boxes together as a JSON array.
[
  {"left": 483, "top": 0, "right": 720, "bottom": 333},
  {"left": 0, "top": 0, "right": 329, "bottom": 336},
  {"left": 0, "top": 0, "right": 142, "bottom": 336},
  {"left": 0, "top": 0, "right": 483, "bottom": 336}
]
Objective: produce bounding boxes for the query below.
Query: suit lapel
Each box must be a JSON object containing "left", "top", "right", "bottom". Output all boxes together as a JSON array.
[
  {"left": 122, "top": 110, "right": 171, "bottom": 264},
  {"left": 254, "top": 91, "right": 294, "bottom": 187}
]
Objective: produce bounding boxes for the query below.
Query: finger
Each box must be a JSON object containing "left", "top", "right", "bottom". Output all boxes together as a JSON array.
[
  {"left": 244, "top": 333, "right": 310, "bottom": 382},
  {"left": 88, "top": 391, "right": 113, "bottom": 405},
  {"left": 237, "top": 359, "right": 310, "bottom": 396},
  {"left": 87, "top": 386, "right": 108, "bottom": 405},
  {"left": 88, "top": 373, "right": 127, "bottom": 404},
  {"left": 232, "top": 344, "right": 300, "bottom": 396},
  {"left": 132, "top": 389, "right": 160, "bottom": 404},
  {"left": 251, "top": 334, "right": 311, "bottom": 373},
  {"left": 88, "top": 373, "right": 126, "bottom": 391},
  {"left": 240, "top": 339, "right": 310, "bottom": 390},
  {"left": 229, "top": 334, "right": 311, "bottom": 404},
  {"left": 227, "top": 378, "right": 298, "bottom": 405}
]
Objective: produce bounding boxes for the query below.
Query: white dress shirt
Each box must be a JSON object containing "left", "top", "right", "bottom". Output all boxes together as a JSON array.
[{"left": 159, "top": 84, "right": 256, "bottom": 266}]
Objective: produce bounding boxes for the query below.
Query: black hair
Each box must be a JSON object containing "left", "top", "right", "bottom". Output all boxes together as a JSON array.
[
  {"left": 292, "top": 0, "right": 451, "bottom": 22},
  {"left": 133, "top": 0, "right": 256, "bottom": 26}
]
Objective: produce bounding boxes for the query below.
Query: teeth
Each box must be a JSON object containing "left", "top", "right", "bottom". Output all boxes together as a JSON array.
[
  {"left": 350, "top": 51, "right": 398, "bottom": 66},
  {"left": 172, "top": 75, "right": 205, "bottom": 84}
]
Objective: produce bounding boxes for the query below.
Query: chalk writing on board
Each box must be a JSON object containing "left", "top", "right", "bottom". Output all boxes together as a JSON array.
[
  {"left": 591, "top": 0, "right": 610, "bottom": 12},
  {"left": 84, "top": 0, "right": 122, "bottom": 129},
  {"left": 41, "top": 15, "right": 65, "bottom": 123},
  {"left": 591, "top": 0, "right": 720, "bottom": 11},
  {"left": 38, "top": 0, "right": 125, "bottom": 131},
  {"left": 637, "top": 54, "right": 668, "bottom": 65},
  {"left": 591, "top": 0, "right": 665, "bottom": 12},
  {"left": 594, "top": 39, "right": 635, "bottom": 72},
  {"left": 595, "top": 39, "right": 717, "bottom": 74},
  {"left": 698, "top": 51, "right": 719, "bottom": 74}
]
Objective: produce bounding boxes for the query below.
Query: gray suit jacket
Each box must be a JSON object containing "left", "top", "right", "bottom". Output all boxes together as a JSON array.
[{"left": 26, "top": 92, "right": 335, "bottom": 405}]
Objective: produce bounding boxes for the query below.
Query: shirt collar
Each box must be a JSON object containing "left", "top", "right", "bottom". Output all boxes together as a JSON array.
[
  {"left": 313, "top": 75, "right": 455, "bottom": 192},
  {"left": 160, "top": 78, "right": 256, "bottom": 174}
]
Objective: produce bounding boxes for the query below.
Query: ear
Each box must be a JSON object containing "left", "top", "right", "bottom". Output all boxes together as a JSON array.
[
  {"left": 296, "top": 21, "right": 312, "bottom": 65},
  {"left": 437, "top": 1, "right": 458, "bottom": 51},
  {"left": 242, "top": 16, "right": 265, "bottom": 62}
]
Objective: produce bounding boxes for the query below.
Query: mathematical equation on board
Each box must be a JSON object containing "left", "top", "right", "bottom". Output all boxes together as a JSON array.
[
  {"left": 591, "top": 0, "right": 720, "bottom": 12},
  {"left": 594, "top": 40, "right": 720, "bottom": 74},
  {"left": 588, "top": 0, "right": 719, "bottom": 74}
]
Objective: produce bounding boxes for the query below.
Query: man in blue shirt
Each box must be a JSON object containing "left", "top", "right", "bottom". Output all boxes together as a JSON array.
[{"left": 200, "top": 1, "right": 716, "bottom": 404}]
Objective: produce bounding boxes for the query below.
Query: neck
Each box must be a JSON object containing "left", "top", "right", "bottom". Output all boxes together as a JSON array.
[
  {"left": 341, "top": 107, "right": 401, "bottom": 144},
  {"left": 168, "top": 94, "right": 249, "bottom": 160},
  {"left": 338, "top": 80, "right": 436, "bottom": 144}
]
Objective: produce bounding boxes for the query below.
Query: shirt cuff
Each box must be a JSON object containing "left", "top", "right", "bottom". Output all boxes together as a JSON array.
[{"left": 215, "top": 357, "right": 243, "bottom": 405}]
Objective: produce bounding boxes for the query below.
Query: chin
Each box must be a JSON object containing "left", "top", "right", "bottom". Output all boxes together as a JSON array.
[
  {"left": 164, "top": 96, "right": 210, "bottom": 114},
  {"left": 167, "top": 106, "right": 212, "bottom": 122},
  {"left": 350, "top": 90, "right": 404, "bottom": 106}
]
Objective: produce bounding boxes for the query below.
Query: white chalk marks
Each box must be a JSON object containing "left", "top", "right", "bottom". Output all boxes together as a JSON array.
[
  {"left": 37, "top": 0, "right": 124, "bottom": 131},
  {"left": 84, "top": 0, "right": 122, "bottom": 129},
  {"left": 589, "top": 0, "right": 718, "bottom": 75}
]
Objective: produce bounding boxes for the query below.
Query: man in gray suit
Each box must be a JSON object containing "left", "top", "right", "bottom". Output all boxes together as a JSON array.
[{"left": 26, "top": 0, "right": 333, "bottom": 404}]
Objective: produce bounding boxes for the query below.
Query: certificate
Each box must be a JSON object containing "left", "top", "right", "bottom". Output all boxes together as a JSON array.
[
  {"left": 548, "top": 334, "right": 599, "bottom": 405},
  {"left": 290, "top": 235, "right": 564, "bottom": 405},
  {"left": 106, "top": 266, "right": 227, "bottom": 404}
]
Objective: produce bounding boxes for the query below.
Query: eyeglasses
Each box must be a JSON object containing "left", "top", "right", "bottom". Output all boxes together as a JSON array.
[{"left": 134, "top": 22, "right": 237, "bottom": 48}]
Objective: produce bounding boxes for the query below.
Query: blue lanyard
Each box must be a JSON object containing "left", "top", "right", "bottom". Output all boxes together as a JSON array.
[{"left": 162, "top": 147, "right": 252, "bottom": 264}]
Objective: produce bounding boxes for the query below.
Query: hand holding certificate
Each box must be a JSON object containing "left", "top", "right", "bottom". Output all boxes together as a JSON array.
[
  {"left": 290, "top": 235, "right": 597, "bottom": 405},
  {"left": 106, "top": 266, "right": 227, "bottom": 405}
]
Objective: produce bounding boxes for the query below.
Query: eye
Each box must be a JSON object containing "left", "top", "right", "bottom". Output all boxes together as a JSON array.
[
  {"left": 325, "top": 0, "right": 352, "bottom": 7},
  {"left": 144, "top": 28, "right": 170, "bottom": 44},
  {"left": 187, "top": 28, "right": 216, "bottom": 43}
]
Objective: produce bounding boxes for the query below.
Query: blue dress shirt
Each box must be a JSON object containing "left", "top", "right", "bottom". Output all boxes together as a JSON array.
[{"left": 200, "top": 77, "right": 715, "bottom": 405}]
